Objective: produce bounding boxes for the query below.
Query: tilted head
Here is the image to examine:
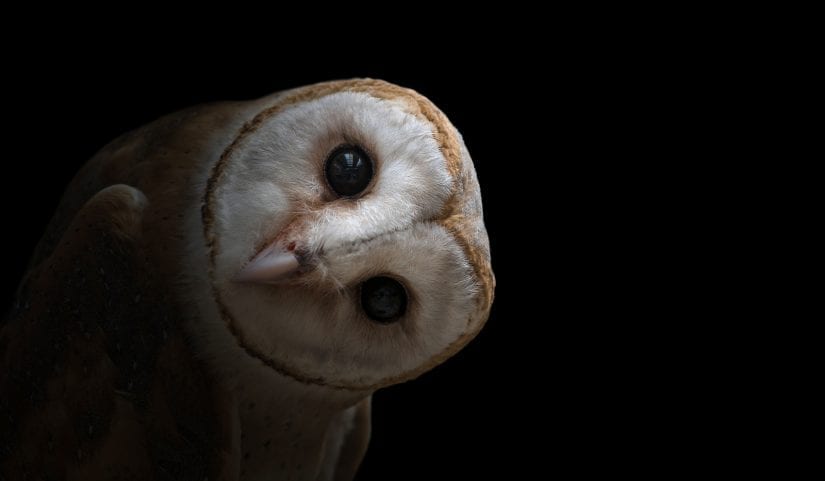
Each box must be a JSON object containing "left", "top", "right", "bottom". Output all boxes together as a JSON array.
[{"left": 202, "top": 79, "right": 493, "bottom": 391}]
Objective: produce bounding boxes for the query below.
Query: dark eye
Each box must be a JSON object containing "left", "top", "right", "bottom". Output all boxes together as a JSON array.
[
  {"left": 361, "top": 276, "right": 407, "bottom": 323},
  {"left": 324, "top": 146, "right": 374, "bottom": 197}
]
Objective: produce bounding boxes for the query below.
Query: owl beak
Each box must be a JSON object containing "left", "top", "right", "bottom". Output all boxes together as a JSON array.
[{"left": 234, "top": 244, "right": 300, "bottom": 284}]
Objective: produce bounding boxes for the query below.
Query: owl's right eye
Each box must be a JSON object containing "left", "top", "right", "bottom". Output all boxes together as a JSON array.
[{"left": 324, "top": 146, "right": 374, "bottom": 197}]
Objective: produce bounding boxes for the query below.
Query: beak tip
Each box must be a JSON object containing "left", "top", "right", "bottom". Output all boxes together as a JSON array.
[{"left": 234, "top": 249, "right": 300, "bottom": 284}]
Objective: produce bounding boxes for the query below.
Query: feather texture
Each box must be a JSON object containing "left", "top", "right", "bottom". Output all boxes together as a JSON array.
[{"left": 1, "top": 79, "right": 492, "bottom": 481}]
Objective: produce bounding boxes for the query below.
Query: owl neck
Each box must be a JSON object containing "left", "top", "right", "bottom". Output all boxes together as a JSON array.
[{"left": 228, "top": 349, "right": 369, "bottom": 480}]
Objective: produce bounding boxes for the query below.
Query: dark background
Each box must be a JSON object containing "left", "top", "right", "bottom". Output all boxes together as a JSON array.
[{"left": 1, "top": 43, "right": 689, "bottom": 478}]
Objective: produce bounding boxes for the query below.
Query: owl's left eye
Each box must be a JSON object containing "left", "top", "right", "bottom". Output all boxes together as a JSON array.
[
  {"left": 324, "top": 146, "right": 374, "bottom": 197},
  {"left": 361, "top": 276, "right": 407, "bottom": 323}
]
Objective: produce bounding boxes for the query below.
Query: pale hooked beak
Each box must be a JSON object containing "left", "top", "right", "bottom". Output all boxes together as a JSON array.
[{"left": 234, "top": 243, "right": 300, "bottom": 284}]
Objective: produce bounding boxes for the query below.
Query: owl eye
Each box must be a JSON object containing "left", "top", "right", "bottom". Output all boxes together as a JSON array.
[
  {"left": 360, "top": 276, "right": 407, "bottom": 323},
  {"left": 324, "top": 146, "right": 374, "bottom": 197}
]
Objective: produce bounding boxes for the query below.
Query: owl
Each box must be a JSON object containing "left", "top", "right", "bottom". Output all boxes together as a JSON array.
[{"left": 0, "top": 79, "right": 494, "bottom": 481}]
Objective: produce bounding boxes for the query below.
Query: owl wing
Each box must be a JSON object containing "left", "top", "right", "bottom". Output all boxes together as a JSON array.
[{"left": 0, "top": 184, "right": 240, "bottom": 481}]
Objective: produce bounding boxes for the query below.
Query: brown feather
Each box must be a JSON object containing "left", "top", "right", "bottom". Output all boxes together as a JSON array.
[
  {"left": 1, "top": 185, "right": 239, "bottom": 480},
  {"left": 3, "top": 79, "right": 493, "bottom": 480}
]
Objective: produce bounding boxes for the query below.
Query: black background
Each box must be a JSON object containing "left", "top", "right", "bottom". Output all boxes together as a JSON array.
[{"left": 1, "top": 41, "right": 680, "bottom": 478}]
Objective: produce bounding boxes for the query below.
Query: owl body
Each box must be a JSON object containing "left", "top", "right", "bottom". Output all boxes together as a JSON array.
[{"left": 0, "top": 80, "right": 493, "bottom": 480}]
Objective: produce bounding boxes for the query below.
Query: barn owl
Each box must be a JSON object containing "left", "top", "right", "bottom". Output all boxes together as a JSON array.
[{"left": 0, "top": 79, "right": 494, "bottom": 481}]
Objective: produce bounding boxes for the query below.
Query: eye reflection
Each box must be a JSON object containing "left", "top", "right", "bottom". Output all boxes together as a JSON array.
[{"left": 325, "top": 146, "right": 373, "bottom": 197}]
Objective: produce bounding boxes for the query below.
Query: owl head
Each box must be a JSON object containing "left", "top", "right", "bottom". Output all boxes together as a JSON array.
[{"left": 201, "top": 79, "right": 493, "bottom": 392}]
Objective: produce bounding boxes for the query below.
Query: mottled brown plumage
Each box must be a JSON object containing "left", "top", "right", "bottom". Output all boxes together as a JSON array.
[
  {"left": 1, "top": 79, "right": 493, "bottom": 480},
  {"left": 1, "top": 186, "right": 239, "bottom": 480}
]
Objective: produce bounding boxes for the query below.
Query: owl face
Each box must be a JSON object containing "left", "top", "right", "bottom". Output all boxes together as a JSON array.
[{"left": 203, "top": 80, "right": 493, "bottom": 390}]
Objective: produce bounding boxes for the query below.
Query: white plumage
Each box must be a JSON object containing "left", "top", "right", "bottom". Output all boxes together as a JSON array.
[{"left": 1, "top": 79, "right": 494, "bottom": 481}]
